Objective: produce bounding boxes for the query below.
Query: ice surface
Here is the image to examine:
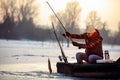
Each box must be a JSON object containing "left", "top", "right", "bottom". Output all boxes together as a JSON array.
[{"left": 0, "top": 39, "right": 120, "bottom": 80}]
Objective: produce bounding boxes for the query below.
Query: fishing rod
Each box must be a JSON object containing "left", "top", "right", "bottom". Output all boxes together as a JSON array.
[
  {"left": 52, "top": 22, "right": 68, "bottom": 63},
  {"left": 46, "top": 1, "right": 73, "bottom": 42}
]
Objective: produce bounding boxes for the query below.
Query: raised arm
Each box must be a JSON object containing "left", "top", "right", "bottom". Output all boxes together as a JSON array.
[{"left": 65, "top": 32, "right": 86, "bottom": 39}]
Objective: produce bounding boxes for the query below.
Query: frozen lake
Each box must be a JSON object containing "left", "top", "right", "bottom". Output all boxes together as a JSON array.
[{"left": 0, "top": 39, "right": 120, "bottom": 80}]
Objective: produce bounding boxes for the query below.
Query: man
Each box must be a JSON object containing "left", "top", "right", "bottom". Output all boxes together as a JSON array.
[{"left": 65, "top": 25, "right": 103, "bottom": 64}]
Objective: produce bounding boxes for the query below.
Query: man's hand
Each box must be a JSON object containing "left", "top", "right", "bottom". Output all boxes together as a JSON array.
[
  {"left": 62, "top": 34, "right": 66, "bottom": 37},
  {"left": 72, "top": 41, "right": 84, "bottom": 49},
  {"left": 65, "top": 32, "right": 71, "bottom": 37},
  {"left": 72, "top": 41, "right": 79, "bottom": 47},
  {"left": 62, "top": 32, "right": 71, "bottom": 38}
]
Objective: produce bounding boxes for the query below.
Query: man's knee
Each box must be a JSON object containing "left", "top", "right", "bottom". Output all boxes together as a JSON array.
[
  {"left": 76, "top": 52, "right": 84, "bottom": 59},
  {"left": 76, "top": 52, "right": 87, "bottom": 63},
  {"left": 88, "top": 55, "right": 102, "bottom": 63}
]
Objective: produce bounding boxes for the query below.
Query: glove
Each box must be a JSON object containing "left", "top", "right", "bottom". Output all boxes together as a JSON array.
[
  {"left": 72, "top": 42, "right": 84, "bottom": 49},
  {"left": 65, "top": 32, "right": 71, "bottom": 37},
  {"left": 72, "top": 41, "right": 79, "bottom": 47},
  {"left": 62, "top": 33, "right": 66, "bottom": 38},
  {"left": 78, "top": 44, "right": 85, "bottom": 49},
  {"left": 78, "top": 44, "right": 82, "bottom": 49}
]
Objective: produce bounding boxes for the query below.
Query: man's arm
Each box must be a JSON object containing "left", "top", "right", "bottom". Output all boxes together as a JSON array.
[
  {"left": 66, "top": 32, "right": 86, "bottom": 39},
  {"left": 72, "top": 36, "right": 102, "bottom": 49},
  {"left": 79, "top": 37, "right": 103, "bottom": 48}
]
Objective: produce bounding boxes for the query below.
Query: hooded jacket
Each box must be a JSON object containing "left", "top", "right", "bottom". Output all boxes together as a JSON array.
[{"left": 70, "top": 29, "right": 103, "bottom": 58}]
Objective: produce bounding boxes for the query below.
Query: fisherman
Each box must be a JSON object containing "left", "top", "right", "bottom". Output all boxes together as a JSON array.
[{"left": 65, "top": 25, "right": 103, "bottom": 64}]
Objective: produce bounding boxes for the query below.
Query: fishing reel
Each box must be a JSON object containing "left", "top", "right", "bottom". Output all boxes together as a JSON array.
[
  {"left": 58, "top": 55, "right": 68, "bottom": 63},
  {"left": 58, "top": 56, "right": 62, "bottom": 62}
]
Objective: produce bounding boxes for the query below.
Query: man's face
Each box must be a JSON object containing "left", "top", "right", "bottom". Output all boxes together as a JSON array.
[
  {"left": 87, "top": 32, "right": 94, "bottom": 37},
  {"left": 86, "top": 25, "right": 95, "bottom": 34}
]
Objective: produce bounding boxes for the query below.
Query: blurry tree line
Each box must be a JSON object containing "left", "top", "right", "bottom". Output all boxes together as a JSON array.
[
  {"left": 0, "top": 0, "right": 120, "bottom": 45},
  {"left": 0, "top": 0, "right": 51, "bottom": 41}
]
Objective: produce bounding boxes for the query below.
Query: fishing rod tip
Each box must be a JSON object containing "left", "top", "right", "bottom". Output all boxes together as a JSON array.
[{"left": 45, "top": 1, "right": 48, "bottom": 3}]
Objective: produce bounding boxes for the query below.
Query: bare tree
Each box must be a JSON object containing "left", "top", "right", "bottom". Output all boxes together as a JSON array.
[
  {"left": 15, "top": 0, "right": 40, "bottom": 39},
  {"left": 0, "top": 0, "right": 40, "bottom": 39},
  {"left": 113, "top": 22, "right": 120, "bottom": 45},
  {"left": 64, "top": 1, "right": 81, "bottom": 33},
  {"left": 99, "top": 22, "right": 111, "bottom": 43},
  {"left": 17, "top": 0, "right": 39, "bottom": 22},
  {"left": 0, "top": 0, "right": 40, "bottom": 24},
  {"left": 0, "top": 0, "right": 17, "bottom": 39},
  {"left": 86, "top": 11, "right": 102, "bottom": 29},
  {"left": 50, "top": 1, "right": 81, "bottom": 32},
  {"left": 0, "top": 0, "right": 18, "bottom": 23},
  {"left": 50, "top": 1, "right": 81, "bottom": 47}
]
